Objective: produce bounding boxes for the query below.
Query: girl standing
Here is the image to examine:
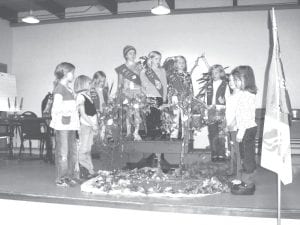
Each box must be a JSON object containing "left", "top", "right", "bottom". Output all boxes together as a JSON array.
[
  {"left": 166, "top": 55, "right": 193, "bottom": 140},
  {"left": 90, "top": 71, "right": 109, "bottom": 114},
  {"left": 50, "top": 62, "right": 80, "bottom": 187},
  {"left": 206, "top": 65, "right": 230, "bottom": 162},
  {"left": 115, "top": 45, "right": 143, "bottom": 141},
  {"left": 74, "top": 75, "right": 98, "bottom": 179},
  {"left": 226, "top": 73, "right": 242, "bottom": 179},
  {"left": 229, "top": 65, "right": 258, "bottom": 195},
  {"left": 140, "top": 51, "right": 168, "bottom": 139}
]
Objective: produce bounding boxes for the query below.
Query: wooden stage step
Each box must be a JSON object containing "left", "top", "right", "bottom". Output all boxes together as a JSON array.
[{"left": 123, "top": 140, "right": 184, "bottom": 154}]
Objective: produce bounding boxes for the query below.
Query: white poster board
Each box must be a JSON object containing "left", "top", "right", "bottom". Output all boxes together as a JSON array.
[{"left": 0, "top": 72, "right": 20, "bottom": 112}]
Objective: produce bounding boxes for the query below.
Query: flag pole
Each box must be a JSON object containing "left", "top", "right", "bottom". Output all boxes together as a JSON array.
[
  {"left": 278, "top": 174, "right": 281, "bottom": 225},
  {"left": 271, "top": 7, "right": 281, "bottom": 225}
]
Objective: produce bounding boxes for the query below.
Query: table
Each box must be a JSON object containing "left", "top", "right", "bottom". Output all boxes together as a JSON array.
[
  {"left": 0, "top": 117, "right": 21, "bottom": 158},
  {"left": 0, "top": 116, "right": 53, "bottom": 160}
]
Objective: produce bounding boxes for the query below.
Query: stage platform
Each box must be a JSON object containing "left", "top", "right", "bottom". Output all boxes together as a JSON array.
[{"left": 0, "top": 155, "right": 300, "bottom": 219}]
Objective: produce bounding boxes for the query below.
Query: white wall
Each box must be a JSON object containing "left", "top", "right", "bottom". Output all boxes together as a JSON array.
[
  {"left": 0, "top": 18, "right": 12, "bottom": 73},
  {"left": 11, "top": 9, "right": 300, "bottom": 115}
]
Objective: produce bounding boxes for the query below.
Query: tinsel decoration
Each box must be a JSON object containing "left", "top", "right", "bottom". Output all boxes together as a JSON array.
[{"left": 81, "top": 164, "right": 231, "bottom": 197}]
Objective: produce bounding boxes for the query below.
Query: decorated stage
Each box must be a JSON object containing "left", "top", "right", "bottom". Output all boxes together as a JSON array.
[{"left": 1, "top": 157, "right": 300, "bottom": 219}]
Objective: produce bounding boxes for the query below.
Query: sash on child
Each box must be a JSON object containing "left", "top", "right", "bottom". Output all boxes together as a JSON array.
[
  {"left": 145, "top": 68, "right": 164, "bottom": 97},
  {"left": 115, "top": 64, "right": 141, "bottom": 86}
]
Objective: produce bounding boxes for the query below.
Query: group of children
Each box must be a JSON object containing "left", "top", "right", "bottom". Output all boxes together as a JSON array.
[
  {"left": 49, "top": 45, "right": 258, "bottom": 195},
  {"left": 50, "top": 62, "right": 108, "bottom": 187},
  {"left": 200, "top": 63, "right": 257, "bottom": 195},
  {"left": 116, "top": 46, "right": 193, "bottom": 141}
]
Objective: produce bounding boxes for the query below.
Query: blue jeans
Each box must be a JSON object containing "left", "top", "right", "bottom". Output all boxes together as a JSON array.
[
  {"left": 78, "top": 124, "right": 95, "bottom": 174},
  {"left": 54, "top": 130, "right": 77, "bottom": 181}
]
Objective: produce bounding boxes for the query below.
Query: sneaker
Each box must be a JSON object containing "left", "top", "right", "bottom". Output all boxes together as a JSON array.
[
  {"left": 125, "top": 134, "right": 134, "bottom": 141},
  {"left": 211, "top": 156, "right": 218, "bottom": 162},
  {"left": 79, "top": 164, "right": 90, "bottom": 179},
  {"left": 133, "top": 133, "right": 142, "bottom": 141},
  {"left": 231, "top": 179, "right": 242, "bottom": 185},
  {"left": 230, "top": 180, "right": 243, "bottom": 188},
  {"left": 217, "top": 155, "right": 226, "bottom": 162},
  {"left": 87, "top": 173, "right": 98, "bottom": 179},
  {"left": 64, "top": 177, "right": 78, "bottom": 187},
  {"left": 55, "top": 179, "right": 69, "bottom": 188},
  {"left": 231, "top": 182, "right": 255, "bottom": 195}
]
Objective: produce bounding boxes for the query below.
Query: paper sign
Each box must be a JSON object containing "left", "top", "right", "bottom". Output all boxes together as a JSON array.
[{"left": 0, "top": 73, "right": 19, "bottom": 112}]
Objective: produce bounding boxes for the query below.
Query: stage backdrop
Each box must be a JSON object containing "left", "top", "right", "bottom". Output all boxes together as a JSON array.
[{"left": 11, "top": 9, "right": 300, "bottom": 115}]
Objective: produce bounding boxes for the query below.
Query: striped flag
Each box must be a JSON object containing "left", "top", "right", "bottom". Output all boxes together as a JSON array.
[{"left": 261, "top": 9, "right": 293, "bottom": 185}]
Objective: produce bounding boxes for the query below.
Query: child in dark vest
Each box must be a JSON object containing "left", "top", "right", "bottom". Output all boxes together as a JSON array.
[
  {"left": 74, "top": 75, "right": 98, "bottom": 180},
  {"left": 206, "top": 64, "right": 230, "bottom": 162},
  {"left": 90, "top": 71, "right": 109, "bottom": 141},
  {"left": 90, "top": 71, "right": 109, "bottom": 114}
]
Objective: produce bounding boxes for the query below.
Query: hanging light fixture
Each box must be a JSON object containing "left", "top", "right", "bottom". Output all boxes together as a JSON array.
[
  {"left": 151, "top": 0, "right": 170, "bottom": 15},
  {"left": 22, "top": 10, "right": 40, "bottom": 24}
]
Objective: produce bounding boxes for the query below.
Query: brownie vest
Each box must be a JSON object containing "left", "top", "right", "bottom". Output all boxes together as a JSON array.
[
  {"left": 83, "top": 95, "right": 97, "bottom": 116},
  {"left": 206, "top": 79, "right": 227, "bottom": 105}
]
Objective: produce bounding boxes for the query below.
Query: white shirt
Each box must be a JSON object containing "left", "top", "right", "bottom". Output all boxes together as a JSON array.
[
  {"left": 236, "top": 91, "right": 257, "bottom": 135},
  {"left": 225, "top": 91, "right": 241, "bottom": 131}
]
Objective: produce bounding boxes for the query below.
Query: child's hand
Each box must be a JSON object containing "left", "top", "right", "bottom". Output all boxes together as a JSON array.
[
  {"left": 236, "top": 137, "right": 242, "bottom": 142},
  {"left": 236, "top": 131, "right": 244, "bottom": 142},
  {"left": 218, "top": 96, "right": 225, "bottom": 104}
]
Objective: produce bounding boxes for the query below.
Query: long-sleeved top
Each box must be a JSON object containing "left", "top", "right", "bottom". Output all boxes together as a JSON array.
[
  {"left": 236, "top": 91, "right": 257, "bottom": 138},
  {"left": 140, "top": 67, "right": 168, "bottom": 101},
  {"left": 50, "top": 83, "right": 80, "bottom": 131},
  {"left": 225, "top": 91, "right": 241, "bottom": 131}
]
